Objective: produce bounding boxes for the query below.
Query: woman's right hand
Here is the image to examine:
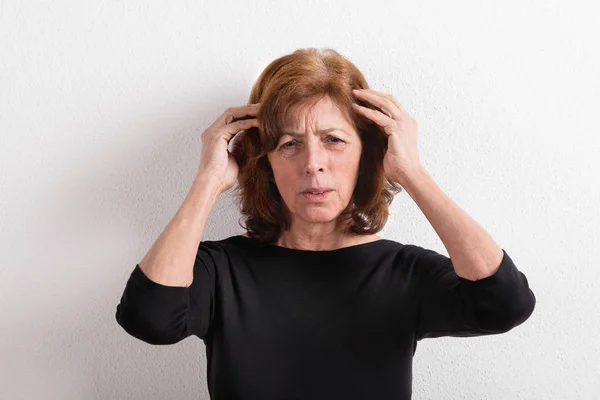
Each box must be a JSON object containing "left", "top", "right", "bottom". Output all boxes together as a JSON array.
[{"left": 196, "top": 103, "right": 260, "bottom": 194}]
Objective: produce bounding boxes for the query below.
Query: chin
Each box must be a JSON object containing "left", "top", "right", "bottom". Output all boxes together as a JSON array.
[{"left": 298, "top": 208, "right": 341, "bottom": 222}]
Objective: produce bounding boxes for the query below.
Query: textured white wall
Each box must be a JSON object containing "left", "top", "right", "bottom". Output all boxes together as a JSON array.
[{"left": 1, "top": 0, "right": 598, "bottom": 399}]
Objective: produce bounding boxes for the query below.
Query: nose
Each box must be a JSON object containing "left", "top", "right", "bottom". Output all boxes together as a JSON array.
[{"left": 303, "top": 137, "right": 325, "bottom": 175}]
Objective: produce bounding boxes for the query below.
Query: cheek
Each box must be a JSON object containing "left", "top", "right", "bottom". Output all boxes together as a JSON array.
[
  {"left": 337, "top": 152, "right": 362, "bottom": 193},
  {"left": 334, "top": 151, "right": 361, "bottom": 174},
  {"left": 272, "top": 164, "right": 297, "bottom": 195}
]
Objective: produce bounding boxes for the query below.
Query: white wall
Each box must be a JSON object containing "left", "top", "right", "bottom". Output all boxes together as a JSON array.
[{"left": 1, "top": 0, "right": 598, "bottom": 399}]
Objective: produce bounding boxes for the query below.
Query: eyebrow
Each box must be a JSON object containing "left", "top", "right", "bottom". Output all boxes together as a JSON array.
[{"left": 281, "top": 128, "right": 347, "bottom": 137}]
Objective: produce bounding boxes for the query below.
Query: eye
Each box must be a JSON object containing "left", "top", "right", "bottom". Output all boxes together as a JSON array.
[
  {"left": 326, "top": 136, "right": 345, "bottom": 144},
  {"left": 280, "top": 136, "right": 344, "bottom": 149},
  {"left": 281, "top": 140, "right": 296, "bottom": 149}
]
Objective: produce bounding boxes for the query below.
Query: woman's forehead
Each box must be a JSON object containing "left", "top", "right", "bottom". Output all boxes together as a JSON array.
[
  {"left": 283, "top": 103, "right": 347, "bottom": 125},
  {"left": 281, "top": 111, "right": 356, "bottom": 136},
  {"left": 281, "top": 127, "right": 351, "bottom": 137}
]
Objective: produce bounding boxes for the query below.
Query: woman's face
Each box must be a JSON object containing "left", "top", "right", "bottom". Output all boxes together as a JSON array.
[{"left": 267, "top": 95, "right": 363, "bottom": 228}]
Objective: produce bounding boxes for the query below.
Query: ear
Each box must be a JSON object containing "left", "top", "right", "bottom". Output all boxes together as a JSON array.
[{"left": 230, "top": 130, "right": 248, "bottom": 168}]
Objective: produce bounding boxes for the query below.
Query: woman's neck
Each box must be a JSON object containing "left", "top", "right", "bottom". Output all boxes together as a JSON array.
[{"left": 274, "top": 231, "right": 382, "bottom": 251}]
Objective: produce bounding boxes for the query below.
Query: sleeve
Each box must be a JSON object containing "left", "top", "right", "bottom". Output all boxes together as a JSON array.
[
  {"left": 115, "top": 240, "right": 226, "bottom": 345},
  {"left": 408, "top": 245, "right": 536, "bottom": 341}
]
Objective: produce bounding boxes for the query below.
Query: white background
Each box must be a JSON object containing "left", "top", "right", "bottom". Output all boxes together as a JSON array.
[{"left": 1, "top": 0, "right": 598, "bottom": 399}]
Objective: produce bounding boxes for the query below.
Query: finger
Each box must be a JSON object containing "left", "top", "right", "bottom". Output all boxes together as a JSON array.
[
  {"left": 358, "top": 88, "right": 398, "bottom": 105},
  {"left": 353, "top": 90, "right": 399, "bottom": 120},
  {"left": 223, "top": 118, "right": 260, "bottom": 143},
  {"left": 214, "top": 103, "right": 260, "bottom": 128},
  {"left": 230, "top": 103, "right": 261, "bottom": 122},
  {"left": 355, "top": 89, "right": 407, "bottom": 116},
  {"left": 381, "top": 93, "right": 407, "bottom": 114},
  {"left": 360, "top": 89, "right": 405, "bottom": 118},
  {"left": 352, "top": 104, "right": 392, "bottom": 134}
]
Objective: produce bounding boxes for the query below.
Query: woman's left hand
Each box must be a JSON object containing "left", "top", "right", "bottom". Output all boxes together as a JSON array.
[{"left": 352, "top": 88, "right": 424, "bottom": 185}]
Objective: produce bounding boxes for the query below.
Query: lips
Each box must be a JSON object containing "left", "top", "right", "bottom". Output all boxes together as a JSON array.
[
  {"left": 302, "top": 190, "right": 332, "bottom": 201},
  {"left": 301, "top": 187, "right": 333, "bottom": 194}
]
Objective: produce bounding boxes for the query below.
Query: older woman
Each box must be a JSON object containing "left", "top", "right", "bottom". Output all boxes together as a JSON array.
[{"left": 116, "top": 48, "right": 536, "bottom": 400}]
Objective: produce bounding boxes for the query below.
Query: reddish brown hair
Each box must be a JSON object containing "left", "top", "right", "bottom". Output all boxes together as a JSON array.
[{"left": 231, "top": 47, "right": 402, "bottom": 244}]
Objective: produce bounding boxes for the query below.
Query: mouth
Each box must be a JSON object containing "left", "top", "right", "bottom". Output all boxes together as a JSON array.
[{"left": 301, "top": 189, "right": 333, "bottom": 201}]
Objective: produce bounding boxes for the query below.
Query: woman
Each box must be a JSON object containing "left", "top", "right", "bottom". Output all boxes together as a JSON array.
[{"left": 116, "top": 48, "right": 536, "bottom": 399}]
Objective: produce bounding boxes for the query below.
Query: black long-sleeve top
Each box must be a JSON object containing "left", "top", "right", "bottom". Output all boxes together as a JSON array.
[{"left": 115, "top": 235, "right": 536, "bottom": 400}]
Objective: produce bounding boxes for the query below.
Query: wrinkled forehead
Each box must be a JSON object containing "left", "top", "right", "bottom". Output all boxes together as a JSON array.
[{"left": 280, "top": 97, "right": 356, "bottom": 135}]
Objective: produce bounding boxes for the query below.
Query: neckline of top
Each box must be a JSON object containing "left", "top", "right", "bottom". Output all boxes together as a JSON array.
[{"left": 234, "top": 234, "right": 391, "bottom": 254}]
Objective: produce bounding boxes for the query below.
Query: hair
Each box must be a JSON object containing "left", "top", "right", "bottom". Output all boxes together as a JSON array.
[{"left": 231, "top": 47, "right": 403, "bottom": 245}]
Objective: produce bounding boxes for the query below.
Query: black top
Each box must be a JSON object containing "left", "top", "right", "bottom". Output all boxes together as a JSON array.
[{"left": 115, "top": 235, "right": 536, "bottom": 400}]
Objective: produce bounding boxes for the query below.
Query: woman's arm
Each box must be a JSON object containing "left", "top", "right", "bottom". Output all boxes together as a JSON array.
[
  {"left": 138, "top": 173, "right": 222, "bottom": 288},
  {"left": 409, "top": 245, "right": 536, "bottom": 340},
  {"left": 115, "top": 103, "right": 259, "bottom": 344},
  {"left": 114, "top": 173, "right": 224, "bottom": 345},
  {"left": 401, "top": 166, "right": 504, "bottom": 281}
]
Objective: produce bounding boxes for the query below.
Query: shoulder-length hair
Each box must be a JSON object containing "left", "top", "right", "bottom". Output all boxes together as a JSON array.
[{"left": 231, "top": 47, "right": 403, "bottom": 245}]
